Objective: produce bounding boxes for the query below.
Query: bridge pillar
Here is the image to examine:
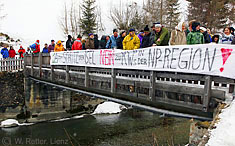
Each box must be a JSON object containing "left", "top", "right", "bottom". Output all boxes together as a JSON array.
[
  {"left": 111, "top": 68, "right": 117, "bottom": 93},
  {"left": 203, "top": 76, "right": 212, "bottom": 112},
  {"left": 30, "top": 53, "right": 34, "bottom": 76},
  {"left": 149, "top": 71, "right": 156, "bottom": 101},
  {"left": 65, "top": 65, "right": 70, "bottom": 84},
  {"left": 85, "top": 66, "right": 89, "bottom": 87},
  {"left": 39, "top": 52, "right": 42, "bottom": 77},
  {"left": 50, "top": 65, "right": 55, "bottom": 81}
]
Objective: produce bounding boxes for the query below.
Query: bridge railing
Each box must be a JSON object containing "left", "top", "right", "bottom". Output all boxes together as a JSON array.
[
  {"left": 0, "top": 57, "right": 24, "bottom": 72},
  {"left": 24, "top": 53, "right": 234, "bottom": 114}
]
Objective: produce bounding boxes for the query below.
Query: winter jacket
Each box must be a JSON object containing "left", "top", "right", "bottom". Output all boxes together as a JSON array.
[
  {"left": 48, "top": 44, "right": 55, "bottom": 53},
  {"left": 123, "top": 34, "right": 140, "bottom": 50},
  {"left": 232, "top": 38, "right": 235, "bottom": 45},
  {"left": 54, "top": 40, "right": 65, "bottom": 52},
  {"left": 116, "top": 36, "right": 125, "bottom": 49},
  {"left": 141, "top": 33, "right": 153, "bottom": 48},
  {"left": 72, "top": 38, "right": 82, "bottom": 50},
  {"left": 187, "top": 31, "right": 204, "bottom": 45},
  {"left": 66, "top": 39, "right": 73, "bottom": 50},
  {"left": 9, "top": 49, "right": 16, "bottom": 58},
  {"left": 1, "top": 48, "right": 9, "bottom": 59},
  {"left": 138, "top": 33, "right": 144, "bottom": 46},
  {"left": 18, "top": 48, "right": 26, "bottom": 58},
  {"left": 155, "top": 27, "right": 170, "bottom": 46},
  {"left": 85, "top": 38, "right": 95, "bottom": 49},
  {"left": 203, "top": 31, "right": 211, "bottom": 44},
  {"left": 219, "top": 33, "right": 234, "bottom": 44},
  {"left": 30, "top": 42, "right": 40, "bottom": 54},
  {"left": 169, "top": 22, "right": 187, "bottom": 45},
  {"left": 99, "top": 36, "right": 107, "bottom": 49},
  {"left": 94, "top": 35, "right": 99, "bottom": 49},
  {"left": 42, "top": 47, "right": 49, "bottom": 53},
  {"left": 106, "top": 35, "right": 118, "bottom": 49}
]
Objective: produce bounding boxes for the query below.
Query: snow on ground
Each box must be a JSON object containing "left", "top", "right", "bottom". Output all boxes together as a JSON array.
[
  {"left": 92, "top": 101, "right": 126, "bottom": 114},
  {"left": 1, "top": 119, "right": 19, "bottom": 127},
  {"left": 206, "top": 100, "right": 235, "bottom": 146}
]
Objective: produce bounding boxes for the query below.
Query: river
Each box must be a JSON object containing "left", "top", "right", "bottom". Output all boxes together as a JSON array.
[{"left": 0, "top": 78, "right": 190, "bottom": 146}]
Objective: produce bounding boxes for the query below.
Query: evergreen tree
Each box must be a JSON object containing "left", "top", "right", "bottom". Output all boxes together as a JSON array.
[
  {"left": 80, "top": 0, "right": 97, "bottom": 36},
  {"left": 165, "top": 0, "right": 180, "bottom": 30},
  {"left": 187, "top": 0, "right": 234, "bottom": 32}
]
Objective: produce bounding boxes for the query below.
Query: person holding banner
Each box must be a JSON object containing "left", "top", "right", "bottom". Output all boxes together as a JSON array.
[
  {"left": 187, "top": 22, "right": 204, "bottom": 45},
  {"left": 153, "top": 22, "right": 170, "bottom": 46},
  {"left": 169, "top": 22, "right": 187, "bottom": 45},
  {"left": 142, "top": 25, "right": 154, "bottom": 48},
  {"left": 85, "top": 33, "right": 95, "bottom": 49},
  {"left": 219, "top": 27, "right": 234, "bottom": 44},
  {"left": 72, "top": 35, "right": 82, "bottom": 50},
  {"left": 54, "top": 40, "right": 65, "bottom": 52},
  {"left": 123, "top": 28, "right": 140, "bottom": 50}
]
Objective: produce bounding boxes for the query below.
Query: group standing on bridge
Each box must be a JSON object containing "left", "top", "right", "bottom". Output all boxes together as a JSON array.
[{"left": 1, "top": 21, "right": 235, "bottom": 58}]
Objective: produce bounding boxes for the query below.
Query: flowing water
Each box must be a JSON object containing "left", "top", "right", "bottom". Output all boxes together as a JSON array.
[{"left": 0, "top": 78, "right": 190, "bottom": 146}]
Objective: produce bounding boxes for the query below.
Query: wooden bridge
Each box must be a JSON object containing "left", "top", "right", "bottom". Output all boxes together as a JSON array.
[
  {"left": 0, "top": 58, "right": 24, "bottom": 72},
  {"left": 23, "top": 51, "right": 235, "bottom": 120}
]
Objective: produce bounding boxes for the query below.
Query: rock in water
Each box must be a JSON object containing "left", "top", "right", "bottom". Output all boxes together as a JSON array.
[{"left": 0, "top": 119, "right": 19, "bottom": 128}]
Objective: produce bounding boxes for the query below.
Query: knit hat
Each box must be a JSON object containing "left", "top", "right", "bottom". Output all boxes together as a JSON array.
[
  {"left": 20, "top": 46, "right": 23, "bottom": 48},
  {"left": 192, "top": 22, "right": 200, "bottom": 31},
  {"left": 144, "top": 25, "right": 150, "bottom": 32},
  {"left": 200, "top": 27, "right": 207, "bottom": 32},
  {"left": 77, "top": 34, "right": 82, "bottom": 38},
  {"left": 154, "top": 22, "right": 162, "bottom": 28},
  {"left": 113, "top": 29, "right": 118, "bottom": 33},
  {"left": 129, "top": 28, "right": 135, "bottom": 32},
  {"left": 36, "top": 40, "right": 39, "bottom": 43},
  {"left": 120, "top": 30, "right": 126, "bottom": 36},
  {"left": 89, "top": 33, "right": 94, "bottom": 36}
]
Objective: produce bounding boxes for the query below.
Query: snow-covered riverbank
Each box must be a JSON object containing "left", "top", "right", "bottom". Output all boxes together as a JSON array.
[{"left": 206, "top": 100, "right": 235, "bottom": 146}]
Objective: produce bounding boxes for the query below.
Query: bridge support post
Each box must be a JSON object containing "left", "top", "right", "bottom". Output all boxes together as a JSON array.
[
  {"left": 111, "top": 68, "right": 117, "bottom": 93},
  {"left": 30, "top": 53, "right": 34, "bottom": 76},
  {"left": 203, "top": 76, "right": 212, "bottom": 112},
  {"left": 65, "top": 65, "right": 70, "bottom": 84},
  {"left": 85, "top": 66, "right": 89, "bottom": 87},
  {"left": 149, "top": 71, "right": 156, "bottom": 101},
  {"left": 51, "top": 65, "right": 55, "bottom": 81},
  {"left": 39, "top": 52, "right": 42, "bottom": 77}
]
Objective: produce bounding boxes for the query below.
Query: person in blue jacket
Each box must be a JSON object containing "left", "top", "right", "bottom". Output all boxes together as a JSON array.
[
  {"left": 42, "top": 43, "right": 49, "bottom": 53},
  {"left": 106, "top": 29, "right": 119, "bottom": 49},
  {"left": 1, "top": 45, "right": 9, "bottom": 59}
]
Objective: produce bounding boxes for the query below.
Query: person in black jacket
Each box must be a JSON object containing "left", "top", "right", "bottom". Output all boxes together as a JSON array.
[
  {"left": 99, "top": 35, "right": 107, "bottom": 49},
  {"left": 94, "top": 34, "right": 99, "bottom": 49},
  {"left": 66, "top": 35, "right": 73, "bottom": 51},
  {"left": 200, "top": 27, "right": 211, "bottom": 43},
  {"left": 116, "top": 30, "right": 126, "bottom": 49},
  {"left": 141, "top": 25, "right": 153, "bottom": 48}
]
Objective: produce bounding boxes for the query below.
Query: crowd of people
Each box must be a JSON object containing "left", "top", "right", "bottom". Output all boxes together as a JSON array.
[{"left": 1, "top": 20, "right": 235, "bottom": 59}]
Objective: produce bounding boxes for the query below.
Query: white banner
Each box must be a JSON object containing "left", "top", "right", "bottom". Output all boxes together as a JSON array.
[{"left": 50, "top": 44, "right": 235, "bottom": 79}]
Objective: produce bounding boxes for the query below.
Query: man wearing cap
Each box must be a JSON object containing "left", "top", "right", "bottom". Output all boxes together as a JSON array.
[
  {"left": 85, "top": 33, "right": 95, "bottom": 49},
  {"left": 72, "top": 35, "right": 83, "bottom": 50},
  {"left": 153, "top": 22, "right": 170, "bottom": 46},
  {"left": 106, "top": 29, "right": 119, "bottom": 49},
  {"left": 187, "top": 22, "right": 204, "bottom": 44},
  {"left": 116, "top": 30, "right": 126, "bottom": 49},
  {"left": 48, "top": 40, "right": 55, "bottom": 53},
  {"left": 200, "top": 26, "right": 211, "bottom": 43},
  {"left": 123, "top": 28, "right": 140, "bottom": 50},
  {"left": 141, "top": 25, "right": 154, "bottom": 48}
]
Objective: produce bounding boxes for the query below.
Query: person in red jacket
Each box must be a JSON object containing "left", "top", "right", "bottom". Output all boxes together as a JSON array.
[
  {"left": 18, "top": 46, "right": 26, "bottom": 58},
  {"left": 30, "top": 40, "right": 40, "bottom": 54},
  {"left": 8, "top": 46, "right": 16, "bottom": 58},
  {"left": 72, "top": 35, "right": 82, "bottom": 50}
]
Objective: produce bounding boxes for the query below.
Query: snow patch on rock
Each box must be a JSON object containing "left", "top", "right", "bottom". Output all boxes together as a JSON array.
[{"left": 92, "top": 102, "right": 126, "bottom": 115}]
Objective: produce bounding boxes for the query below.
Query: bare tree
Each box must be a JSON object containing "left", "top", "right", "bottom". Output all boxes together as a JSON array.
[
  {"left": 110, "top": 1, "right": 144, "bottom": 31},
  {"left": 59, "top": 0, "right": 81, "bottom": 39},
  {"left": 96, "top": 5, "right": 105, "bottom": 34}
]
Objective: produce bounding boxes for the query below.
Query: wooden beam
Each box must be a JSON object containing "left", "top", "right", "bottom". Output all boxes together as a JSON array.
[
  {"left": 203, "top": 76, "right": 212, "bottom": 112},
  {"left": 111, "top": 68, "right": 117, "bottom": 93},
  {"left": 65, "top": 65, "right": 70, "bottom": 84},
  {"left": 149, "top": 71, "right": 156, "bottom": 101},
  {"left": 31, "top": 53, "right": 34, "bottom": 76},
  {"left": 38, "top": 52, "right": 42, "bottom": 77},
  {"left": 85, "top": 66, "right": 89, "bottom": 87},
  {"left": 51, "top": 65, "right": 55, "bottom": 81}
]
